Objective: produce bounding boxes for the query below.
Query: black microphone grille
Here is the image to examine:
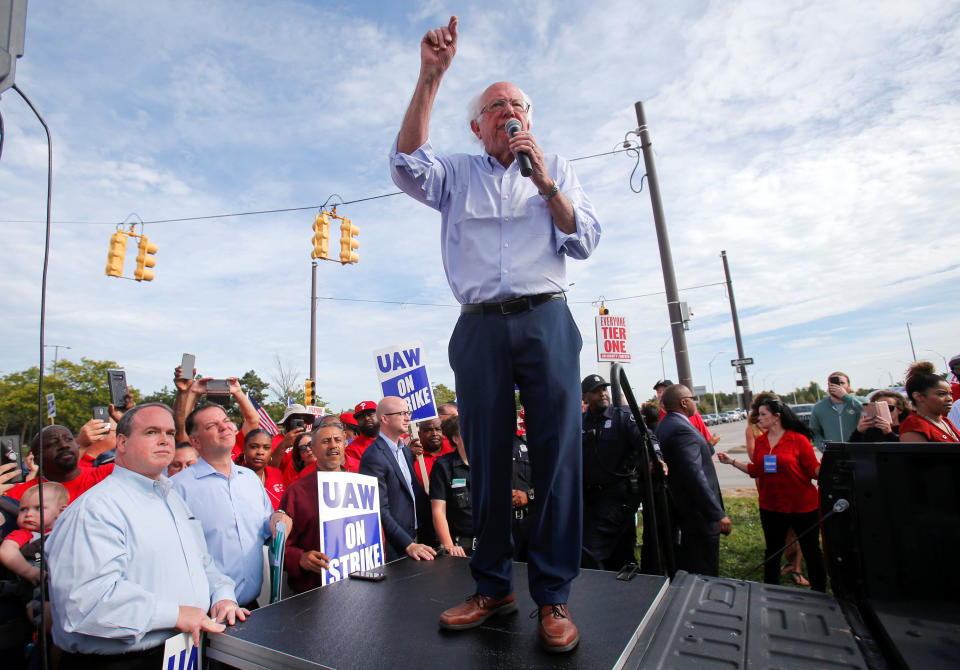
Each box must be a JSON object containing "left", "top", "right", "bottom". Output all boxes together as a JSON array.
[{"left": 505, "top": 118, "right": 522, "bottom": 136}]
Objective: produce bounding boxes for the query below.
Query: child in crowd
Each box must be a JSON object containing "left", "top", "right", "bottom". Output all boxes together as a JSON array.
[{"left": 0, "top": 482, "right": 69, "bottom": 584}]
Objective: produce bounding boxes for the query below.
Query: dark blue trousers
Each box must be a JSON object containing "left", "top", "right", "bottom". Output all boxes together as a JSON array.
[{"left": 448, "top": 297, "right": 582, "bottom": 605}]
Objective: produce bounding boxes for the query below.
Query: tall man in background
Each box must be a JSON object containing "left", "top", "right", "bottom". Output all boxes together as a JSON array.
[{"left": 390, "top": 16, "right": 600, "bottom": 653}]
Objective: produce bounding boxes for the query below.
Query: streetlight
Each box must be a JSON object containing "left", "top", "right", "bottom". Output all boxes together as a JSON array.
[
  {"left": 708, "top": 351, "right": 729, "bottom": 418},
  {"left": 922, "top": 349, "right": 948, "bottom": 372},
  {"left": 658, "top": 335, "right": 671, "bottom": 380},
  {"left": 44, "top": 344, "right": 71, "bottom": 377}
]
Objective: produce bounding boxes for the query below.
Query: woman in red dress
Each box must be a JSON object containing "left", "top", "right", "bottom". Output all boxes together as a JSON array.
[
  {"left": 719, "top": 398, "right": 827, "bottom": 591},
  {"left": 899, "top": 361, "right": 959, "bottom": 443}
]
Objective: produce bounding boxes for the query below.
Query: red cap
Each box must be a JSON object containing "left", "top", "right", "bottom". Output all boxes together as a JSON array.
[
  {"left": 354, "top": 401, "right": 377, "bottom": 415},
  {"left": 339, "top": 412, "right": 359, "bottom": 426}
]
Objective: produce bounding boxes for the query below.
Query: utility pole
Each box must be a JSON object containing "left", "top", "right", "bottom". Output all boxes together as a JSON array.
[
  {"left": 310, "top": 261, "right": 317, "bottom": 382},
  {"left": 721, "top": 251, "right": 752, "bottom": 410},
  {"left": 906, "top": 323, "right": 917, "bottom": 362},
  {"left": 658, "top": 335, "right": 671, "bottom": 380},
  {"left": 634, "top": 101, "right": 693, "bottom": 390}
]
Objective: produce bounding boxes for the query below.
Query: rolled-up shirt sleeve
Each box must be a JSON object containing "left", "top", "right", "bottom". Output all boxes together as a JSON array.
[
  {"left": 553, "top": 157, "right": 601, "bottom": 260},
  {"left": 389, "top": 137, "right": 447, "bottom": 211}
]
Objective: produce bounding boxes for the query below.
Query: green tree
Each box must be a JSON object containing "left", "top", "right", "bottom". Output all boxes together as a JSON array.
[
  {"left": 142, "top": 386, "right": 176, "bottom": 406},
  {"left": 239, "top": 370, "right": 270, "bottom": 405},
  {"left": 432, "top": 383, "right": 456, "bottom": 405},
  {"left": 0, "top": 358, "right": 140, "bottom": 443}
]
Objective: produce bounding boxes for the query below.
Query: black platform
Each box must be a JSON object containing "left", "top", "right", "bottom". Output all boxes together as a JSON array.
[{"left": 207, "top": 556, "right": 669, "bottom": 670}]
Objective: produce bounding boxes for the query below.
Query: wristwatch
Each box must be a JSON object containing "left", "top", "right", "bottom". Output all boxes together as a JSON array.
[{"left": 539, "top": 181, "right": 560, "bottom": 201}]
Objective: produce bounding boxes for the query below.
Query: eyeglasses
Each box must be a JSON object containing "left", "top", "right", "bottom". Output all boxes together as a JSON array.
[
  {"left": 384, "top": 411, "right": 412, "bottom": 418},
  {"left": 480, "top": 98, "right": 530, "bottom": 116}
]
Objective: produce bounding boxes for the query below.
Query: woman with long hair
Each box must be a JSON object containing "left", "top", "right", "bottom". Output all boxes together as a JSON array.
[
  {"left": 718, "top": 398, "right": 827, "bottom": 591},
  {"left": 899, "top": 362, "right": 959, "bottom": 442},
  {"left": 850, "top": 390, "right": 909, "bottom": 442}
]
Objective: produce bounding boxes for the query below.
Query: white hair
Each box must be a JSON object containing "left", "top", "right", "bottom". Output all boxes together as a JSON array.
[{"left": 466, "top": 85, "right": 534, "bottom": 137}]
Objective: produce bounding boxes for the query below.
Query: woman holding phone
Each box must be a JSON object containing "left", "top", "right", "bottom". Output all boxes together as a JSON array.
[
  {"left": 849, "top": 390, "right": 908, "bottom": 442},
  {"left": 718, "top": 398, "right": 826, "bottom": 591},
  {"left": 899, "top": 362, "right": 959, "bottom": 443}
]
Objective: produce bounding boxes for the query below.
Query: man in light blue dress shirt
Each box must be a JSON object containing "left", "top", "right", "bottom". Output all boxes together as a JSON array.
[
  {"left": 171, "top": 402, "right": 291, "bottom": 609},
  {"left": 47, "top": 403, "right": 245, "bottom": 668},
  {"left": 389, "top": 17, "right": 599, "bottom": 653}
]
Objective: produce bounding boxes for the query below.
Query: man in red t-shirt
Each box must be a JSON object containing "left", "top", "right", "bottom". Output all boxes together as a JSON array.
[
  {"left": 410, "top": 417, "right": 447, "bottom": 488},
  {"left": 344, "top": 401, "right": 378, "bottom": 473},
  {"left": 654, "top": 379, "right": 720, "bottom": 449},
  {"left": 4, "top": 425, "right": 113, "bottom": 504}
]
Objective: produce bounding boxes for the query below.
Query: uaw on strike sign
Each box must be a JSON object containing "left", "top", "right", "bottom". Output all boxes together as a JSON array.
[
  {"left": 373, "top": 341, "right": 438, "bottom": 421},
  {"left": 317, "top": 472, "right": 384, "bottom": 585},
  {"left": 595, "top": 314, "right": 631, "bottom": 362}
]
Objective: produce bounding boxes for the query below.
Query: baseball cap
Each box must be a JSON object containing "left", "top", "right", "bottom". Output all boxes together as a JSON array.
[
  {"left": 581, "top": 374, "right": 610, "bottom": 394},
  {"left": 354, "top": 401, "right": 377, "bottom": 416},
  {"left": 653, "top": 379, "right": 674, "bottom": 390},
  {"left": 339, "top": 412, "right": 359, "bottom": 426}
]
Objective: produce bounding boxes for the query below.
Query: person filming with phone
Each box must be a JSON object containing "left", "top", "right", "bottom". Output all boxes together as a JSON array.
[
  {"left": 809, "top": 371, "right": 863, "bottom": 450},
  {"left": 848, "top": 390, "right": 908, "bottom": 443}
]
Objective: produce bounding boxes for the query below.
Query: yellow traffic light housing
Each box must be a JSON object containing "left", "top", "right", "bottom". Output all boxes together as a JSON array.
[
  {"left": 312, "top": 211, "right": 331, "bottom": 259},
  {"left": 339, "top": 218, "right": 359, "bottom": 264},
  {"left": 304, "top": 379, "right": 315, "bottom": 406},
  {"left": 105, "top": 231, "right": 128, "bottom": 277},
  {"left": 599, "top": 301, "right": 609, "bottom": 315},
  {"left": 135, "top": 236, "right": 158, "bottom": 281}
]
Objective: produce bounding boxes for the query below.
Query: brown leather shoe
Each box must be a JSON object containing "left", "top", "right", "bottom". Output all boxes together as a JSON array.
[
  {"left": 536, "top": 604, "right": 580, "bottom": 652},
  {"left": 439, "top": 593, "right": 518, "bottom": 630}
]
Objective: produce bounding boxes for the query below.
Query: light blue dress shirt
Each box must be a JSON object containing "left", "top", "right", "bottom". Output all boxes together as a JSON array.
[
  {"left": 170, "top": 458, "right": 273, "bottom": 606},
  {"left": 380, "top": 433, "right": 417, "bottom": 529},
  {"left": 47, "top": 465, "right": 236, "bottom": 654},
  {"left": 390, "top": 138, "right": 601, "bottom": 304}
]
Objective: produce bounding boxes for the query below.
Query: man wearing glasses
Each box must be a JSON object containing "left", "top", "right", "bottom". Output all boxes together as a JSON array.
[
  {"left": 389, "top": 16, "right": 600, "bottom": 653},
  {"left": 358, "top": 396, "right": 436, "bottom": 562},
  {"left": 654, "top": 385, "right": 731, "bottom": 577}
]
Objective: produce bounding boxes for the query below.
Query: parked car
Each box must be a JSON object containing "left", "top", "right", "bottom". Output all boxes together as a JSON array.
[
  {"left": 703, "top": 413, "right": 720, "bottom": 426},
  {"left": 789, "top": 403, "right": 815, "bottom": 426},
  {"left": 721, "top": 411, "right": 740, "bottom": 422}
]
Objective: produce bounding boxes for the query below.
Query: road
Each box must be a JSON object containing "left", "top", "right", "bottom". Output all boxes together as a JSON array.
[{"left": 701, "top": 418, "right": 756, "bottom": 492}]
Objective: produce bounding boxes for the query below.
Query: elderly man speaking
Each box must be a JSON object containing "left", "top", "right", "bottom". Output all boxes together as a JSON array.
[{"left": 389, "top": 16, "right": 600, "bottom": 653}]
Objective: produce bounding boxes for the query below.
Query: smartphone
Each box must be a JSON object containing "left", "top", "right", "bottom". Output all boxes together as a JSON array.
[
  {"left": 292, "top": 418, "right": 305, "bottom": 430},
  {"left": 349, "top": 570, "right": 385, "bottom": 582},
  {"left": 0, "top": 436, "right": 24, "bottom": 485},
  {"left": 93, "top": 406, "right": 110, "bottom": 423},
  {"left": 107, "top": 369, "right": 128, "bottom": 407},
  {"left": 205, "top": 379, "right": 230, "bottom": 395},
  {"left": 616, "top": 562, "right": 639, "bottom": 582},
  {"left": 828, "top": 375, "right": 842, "bottom": 386},
  {"left": 180, "top": 354, "right": 196, "bottom": 380},
  {"left": 864, "top": 402, "right": 892, "bottom": 423}
]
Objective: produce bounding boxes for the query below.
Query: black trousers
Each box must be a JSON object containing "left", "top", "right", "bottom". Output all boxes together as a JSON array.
[
  {"left": 60, "top": 645, "right": 164, "bottom": 670},
  {"left": 675, "top": 527, "right": 719, "bottom": 577},
  {"left": 758, "top": 507, "right": 827, "bottom": 592}
]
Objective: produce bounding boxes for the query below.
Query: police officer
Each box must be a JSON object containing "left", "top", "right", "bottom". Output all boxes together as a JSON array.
[
  {"left": 511, "top": 413, "right": 534, "bottom": 561},
  {"left": 431, "top": 415, "right": 475, "bottom": 556},
  {"left": 581, "top": 374, "right": 647, "bottom": 571}
]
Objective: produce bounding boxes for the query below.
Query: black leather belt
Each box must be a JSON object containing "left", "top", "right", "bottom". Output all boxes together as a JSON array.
[{"left": 460, "top": 292, "right": 564, "bottom": 315}]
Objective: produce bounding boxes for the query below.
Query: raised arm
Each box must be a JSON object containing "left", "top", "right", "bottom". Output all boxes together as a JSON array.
[
  {"left": 228, "top": 377, "right": 260, "bottom": 435},
  {"left": 397, "top": 15, "right": 458, "bottom": 154}
]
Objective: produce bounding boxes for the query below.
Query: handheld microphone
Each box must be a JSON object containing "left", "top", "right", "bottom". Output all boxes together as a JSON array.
[{"left": 505, "top": 118, "right": 533, "bottom": 177}]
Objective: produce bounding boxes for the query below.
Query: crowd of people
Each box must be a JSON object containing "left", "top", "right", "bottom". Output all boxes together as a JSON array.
[{"left": 0, "top": 356, "right": 953, "bottom": 666}]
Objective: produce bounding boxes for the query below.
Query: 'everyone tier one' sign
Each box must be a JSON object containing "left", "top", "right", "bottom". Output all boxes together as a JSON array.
[{"left": 595, "top": 314, "right": 631, "bottom": 362}]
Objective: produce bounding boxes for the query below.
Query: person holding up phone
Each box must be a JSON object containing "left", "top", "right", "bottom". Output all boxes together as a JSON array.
[
  {"left": 809, "top": 371, "right": 863, "bottom": 450},
  {"left": 849, "top": 391, "right": 908, "bottom": 443}
]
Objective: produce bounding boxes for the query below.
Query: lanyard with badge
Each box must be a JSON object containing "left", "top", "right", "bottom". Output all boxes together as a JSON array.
[{"left": 763, "top": 441, "right": 778, "bottom": 474}]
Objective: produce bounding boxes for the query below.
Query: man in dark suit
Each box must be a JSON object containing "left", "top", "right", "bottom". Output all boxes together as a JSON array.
[
  {"left": 358, "top": 396, "right": 437, "bottom": 562},
  {"left": 654, "top": 384, "right": 731, "bottom": 576}
]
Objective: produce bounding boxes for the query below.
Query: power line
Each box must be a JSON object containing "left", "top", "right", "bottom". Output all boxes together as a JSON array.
[{"left": 0, "top": 147, "right": 633, "bottom": 226}]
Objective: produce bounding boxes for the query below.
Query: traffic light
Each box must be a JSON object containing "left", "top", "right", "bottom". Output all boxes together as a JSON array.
[
  {"left": 312, "top": 211, "right": 330, "bottom": 259},
  {"left": 599, "top": 301, "right": 609, "bottom": 315},
  {"left": 134, "top": 236, "right": 158, "bottom": 281},
  {"left": 339, "top": 218, "right": 359, "bottom": 264},
  {"left": 105, "top": 231, "right": 128, "bottom": 277},
  {"left": 304, "top": 379, "right": 315, "bottom": 406}
]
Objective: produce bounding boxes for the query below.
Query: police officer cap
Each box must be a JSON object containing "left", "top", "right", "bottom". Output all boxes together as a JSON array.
[{"left": 581, "top": 374, "right": 610, "bottom": 394}]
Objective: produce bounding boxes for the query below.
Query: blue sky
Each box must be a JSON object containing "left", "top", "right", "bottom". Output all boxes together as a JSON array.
[{"left": 1, "top": 0, "right": 958, "bottom": 412}]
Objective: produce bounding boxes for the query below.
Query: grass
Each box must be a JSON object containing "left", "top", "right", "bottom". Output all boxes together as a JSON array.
[{"left": 637, "top": 491, "right": 819, "bottom": 591}]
